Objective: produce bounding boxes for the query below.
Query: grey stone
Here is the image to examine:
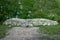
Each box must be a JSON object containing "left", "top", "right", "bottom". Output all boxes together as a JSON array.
[{"left": 3, "top": 18, "right": 58, "bottom": 27}]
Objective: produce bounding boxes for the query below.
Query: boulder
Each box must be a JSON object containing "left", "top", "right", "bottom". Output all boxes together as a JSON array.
[{"left": 3, "top": 18, "right": 58, "bottom": 27}]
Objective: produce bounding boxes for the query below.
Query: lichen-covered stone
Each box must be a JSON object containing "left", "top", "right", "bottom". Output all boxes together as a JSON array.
[{"left": 3, "top": 18, "right": 58, "bottom": 27}]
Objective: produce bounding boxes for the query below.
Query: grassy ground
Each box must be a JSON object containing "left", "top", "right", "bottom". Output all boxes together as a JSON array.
[
  {"left": 0, "top": 24, "right": 11, "bottom": 39},
  {"left": 42, "top": 37, "right": 54, "bottom": 40},
  {"left": 39, "top": 24, "right": 60, "bottom": 34}
]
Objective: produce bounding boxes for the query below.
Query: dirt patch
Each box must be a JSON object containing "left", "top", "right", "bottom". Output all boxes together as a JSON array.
[{"left": 0, "top": 27, "right": 42, "bottom": 40}]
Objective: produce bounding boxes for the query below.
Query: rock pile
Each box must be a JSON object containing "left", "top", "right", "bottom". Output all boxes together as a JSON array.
[{"left": 3, "top": 18, "right": 58, "bottom": 27}]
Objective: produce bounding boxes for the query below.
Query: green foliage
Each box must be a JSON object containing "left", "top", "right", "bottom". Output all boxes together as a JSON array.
[
  {"left": 0, "top": 0, "right": 60, "bottom": 22},
  {"left": 18, "top": 0, "right": 37, "bottom": 18},
  {"left": 0, "top": 0, "right": 18, "bottom": 22},
  {"left": 19, "top": 0, "right": 60, "bottom": 20},
  {"left": 32, "top": 0, "right": 60, "bottom": 19}
]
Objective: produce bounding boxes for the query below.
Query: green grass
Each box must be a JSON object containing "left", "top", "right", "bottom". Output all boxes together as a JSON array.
[
  {"left": 39, "top": 24, "right": 60, "bottom": 34},
  {"left": 0, "top": 24, "right": 11, "bottom": 39},
  {"left": 42, "top": 37, "right": 54, "bottom": 40}
]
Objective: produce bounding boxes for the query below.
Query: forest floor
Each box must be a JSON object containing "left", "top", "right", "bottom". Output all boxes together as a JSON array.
[{"left": 0, "top": 27, "right": 60, "bottom": 40}]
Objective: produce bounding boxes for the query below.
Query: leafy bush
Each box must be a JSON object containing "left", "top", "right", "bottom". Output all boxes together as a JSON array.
[
  {"left": 0, "top": 0, "right": 60, "bottom": 23},
  {"left": 0, "top": 0, "right": 19, "bottom": 22}
]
